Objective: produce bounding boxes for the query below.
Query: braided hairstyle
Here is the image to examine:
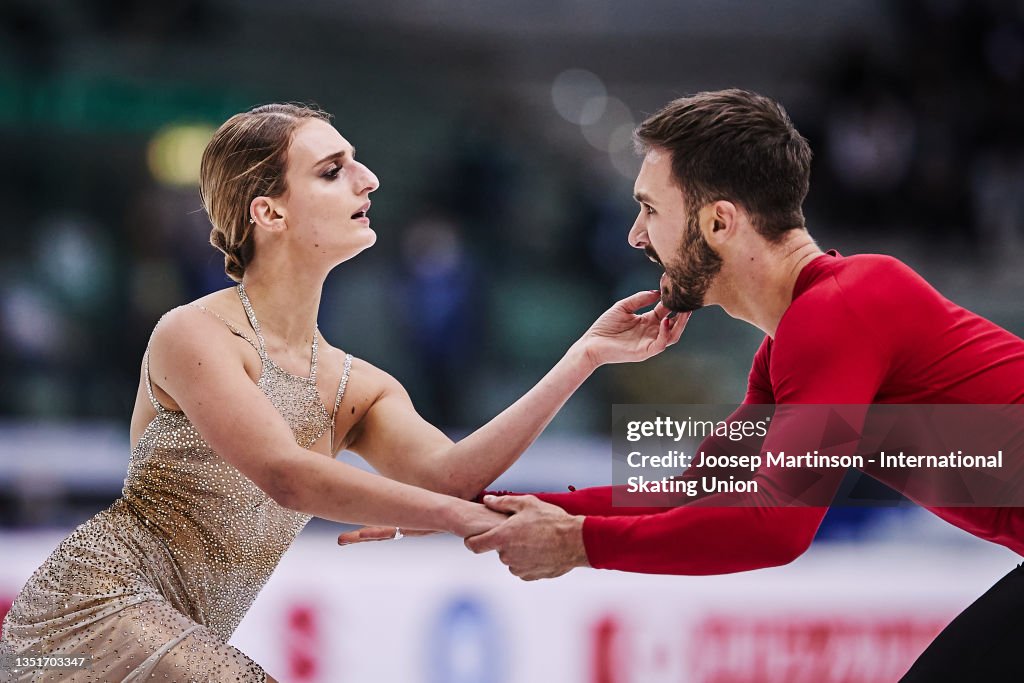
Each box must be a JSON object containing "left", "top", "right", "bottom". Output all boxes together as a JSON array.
[{"left": 199, "top": 103, "right": 331, "bottom": 282}]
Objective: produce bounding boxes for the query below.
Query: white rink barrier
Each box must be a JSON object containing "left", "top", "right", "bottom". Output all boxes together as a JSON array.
[{"left": 0, "top": 530, "right": 1018, "bottom": 683}]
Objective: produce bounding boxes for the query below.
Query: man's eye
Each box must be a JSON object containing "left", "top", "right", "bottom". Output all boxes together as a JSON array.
[{"left": 645, "top": 205, "right": 655, "bottom": 215}]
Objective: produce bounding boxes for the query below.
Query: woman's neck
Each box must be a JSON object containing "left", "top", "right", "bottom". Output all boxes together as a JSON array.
[{"left": 240, "top": 260, "right": 326, "bottom": 350}]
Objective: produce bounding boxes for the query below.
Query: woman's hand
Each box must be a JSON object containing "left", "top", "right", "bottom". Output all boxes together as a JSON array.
[
  {"left": 338, "top": 501, "right": 507, "bottom": 545},
  {"left": 576, "top": 290, "right": 689, "bottom": 368},
  {"left": 450, "top": 500, "right": 510, "bottom": 537},
  {"left": 337, "top": 526, "right": 437, "bottom": 545}
]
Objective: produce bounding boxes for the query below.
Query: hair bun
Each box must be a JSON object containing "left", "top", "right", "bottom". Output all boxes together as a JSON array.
[{"left": 201, "top": 103, "right": 331, "bottom": 284}]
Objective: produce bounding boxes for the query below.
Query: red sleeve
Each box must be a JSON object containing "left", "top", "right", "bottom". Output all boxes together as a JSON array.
[
  {"left": 550, "top": 287, "right": 892, "bottom": 575},
  {"left": 745, "top": 336, "right": 775, "bottom": 404},
  {"left": 533, "top": 338, "right": 776, "bottom": 516}
]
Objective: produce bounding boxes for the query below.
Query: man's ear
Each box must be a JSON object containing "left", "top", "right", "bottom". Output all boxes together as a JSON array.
[{"left": 699, "top": 200, "right": 739, "bottom": 247}]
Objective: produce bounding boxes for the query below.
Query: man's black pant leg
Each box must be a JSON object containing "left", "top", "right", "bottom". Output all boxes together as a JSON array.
[{"left": 900, "top": 563, "right": 1024, "bottom": 682}]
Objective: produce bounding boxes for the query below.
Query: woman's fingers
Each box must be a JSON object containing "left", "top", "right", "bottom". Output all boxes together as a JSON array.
[
  {"left": 617, "top": 289, "right": 661, "bottom": 314},
  {"left": 337, "top": 526, "right": 392, "bottom": 544},
  {"left": 337, "top": 526, "right": 401, "bottom": 545},
  {"left": 656, "top": 314, "right": 674, "bottom": 347},
  {"left": 667, "top": 311, "right": 690, "bottom": 345},
  {"left": 652, "top": 311, "right": 690, "bottom": 351},
  {"left": 337, "top": 526, "right": 441, "bottom": 545}
]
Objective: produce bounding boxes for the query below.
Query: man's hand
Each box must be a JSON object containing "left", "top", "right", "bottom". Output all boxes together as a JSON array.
[{"left": 464, "top": 495, "right": 589, "bottom": 581}]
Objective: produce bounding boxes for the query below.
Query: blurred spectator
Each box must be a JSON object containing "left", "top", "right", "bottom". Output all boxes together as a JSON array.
[{"left": 399, "top": 216, "right": 480, "bottom": 426}]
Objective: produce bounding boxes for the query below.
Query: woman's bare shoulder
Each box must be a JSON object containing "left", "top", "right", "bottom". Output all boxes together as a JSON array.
[
  {"left": 316, "top": 338, "right": 405, "bottom": 399},
  {"left": 149, "top": 289, "right": 251, "bottom": 358},
  {"left": 188, "top": 288, "right": 251, "bottom": 327},
  {"left": 151, "top": 305, "right": 228, "bottom": 355},
  {"left": 149, "top": 288, "right": 245, "bottom": 338}
]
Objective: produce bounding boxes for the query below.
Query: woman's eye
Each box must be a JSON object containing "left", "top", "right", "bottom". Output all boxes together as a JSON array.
[{"left": 323, "top": 165, "right": 342, "bottom": 179}]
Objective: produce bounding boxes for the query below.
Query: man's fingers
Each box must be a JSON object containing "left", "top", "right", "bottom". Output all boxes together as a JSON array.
[
  {"left": 464, "top": 526, "right": 503, "bottom": 554},
  {"left": 483, "top": 494, "right": 533, "bottom": 514},
  {"left": 508, "top": 565, "right": 545, "bottom": 582}
]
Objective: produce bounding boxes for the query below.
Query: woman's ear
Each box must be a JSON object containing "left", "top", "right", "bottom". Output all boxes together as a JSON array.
[{"left": 249, "top": 197, "right": 287, "bottom": 232}]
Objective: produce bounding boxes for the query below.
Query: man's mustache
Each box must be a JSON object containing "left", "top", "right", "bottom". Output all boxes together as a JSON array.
[{"left": 644, "top": 245, "right": 663, "bottom": 267}]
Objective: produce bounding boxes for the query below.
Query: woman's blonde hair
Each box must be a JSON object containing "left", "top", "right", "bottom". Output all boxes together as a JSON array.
[{"left": 200, "top": 103, "right": 331, "bottom": 282}]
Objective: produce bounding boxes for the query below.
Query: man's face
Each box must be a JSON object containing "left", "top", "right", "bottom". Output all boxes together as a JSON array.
[{"left": 627, "top": 148, "right": 722, "bottom": 312}]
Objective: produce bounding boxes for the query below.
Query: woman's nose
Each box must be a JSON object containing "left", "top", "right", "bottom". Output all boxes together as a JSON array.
[{"left": 356, "top": 162, "right": 379, "bottom": 194}]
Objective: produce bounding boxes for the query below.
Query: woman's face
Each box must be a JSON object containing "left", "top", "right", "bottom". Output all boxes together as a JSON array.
[{"left": 274, "top": 118, "right": 380, "bottom": 263}]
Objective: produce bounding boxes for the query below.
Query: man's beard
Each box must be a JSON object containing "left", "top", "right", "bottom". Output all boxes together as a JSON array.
[{"left": 646, "top": 211, "right": 723, "bottom": 313}]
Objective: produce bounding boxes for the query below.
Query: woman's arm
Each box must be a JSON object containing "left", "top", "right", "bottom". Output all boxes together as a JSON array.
[
  {"left": 347, "top": 291, "right": 688, "bottom": 500},
  {"left": 148, "top": 306, "right": 503, "bottom": 537}
]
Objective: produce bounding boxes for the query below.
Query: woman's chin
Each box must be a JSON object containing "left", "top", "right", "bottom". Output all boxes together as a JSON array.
[{"left": 333, "top": 235, "right": 376, "bottom": 264}]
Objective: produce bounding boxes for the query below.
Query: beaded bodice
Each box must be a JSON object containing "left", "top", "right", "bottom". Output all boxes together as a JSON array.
[{"left": 115, "top": 284, "right": 352, "bottom": 637}]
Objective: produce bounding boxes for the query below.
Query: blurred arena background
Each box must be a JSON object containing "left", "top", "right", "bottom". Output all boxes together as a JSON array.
[{"left": 1, "top": 1, "right": 1023, "bottom": 681}]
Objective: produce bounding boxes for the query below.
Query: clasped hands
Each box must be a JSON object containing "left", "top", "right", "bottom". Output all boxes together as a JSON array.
[
  {"left": 337, "top": 495, "right": 589, "bottom": 581},
  {"left": 335, "top": 291, "right": 687, "bottom": 579}
]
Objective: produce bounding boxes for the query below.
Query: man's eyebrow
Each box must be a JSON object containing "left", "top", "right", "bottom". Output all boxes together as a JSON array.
[
  {"left": 314, "top": 148, "right": 354, "bottom": 166},
  {"left": 633, "top": 191, "right": 655, "bottom": 205}
]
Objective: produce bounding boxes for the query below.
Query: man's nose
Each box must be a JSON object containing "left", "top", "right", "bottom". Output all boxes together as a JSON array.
[{"left": 627, "top": 220, "right": 647, "bottom": 249}]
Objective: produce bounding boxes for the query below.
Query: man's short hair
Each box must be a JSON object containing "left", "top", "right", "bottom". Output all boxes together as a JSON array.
[{"left": 635, "top": 89, "right": 812, "bottom": 241}]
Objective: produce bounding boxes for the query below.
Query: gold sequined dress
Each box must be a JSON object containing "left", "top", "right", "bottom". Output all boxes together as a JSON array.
[{"left": 1, "top": 285, "right": 353, "bottom": 682}]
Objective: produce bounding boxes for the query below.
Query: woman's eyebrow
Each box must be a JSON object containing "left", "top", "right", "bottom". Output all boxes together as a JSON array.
[{"left": 314, "top": 147, "right": 355, "bottom": 167}]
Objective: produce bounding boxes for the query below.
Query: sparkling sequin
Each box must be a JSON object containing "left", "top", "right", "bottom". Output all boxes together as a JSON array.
[{"left": 1, "top": 285, "right": 353, "bottom": 681}]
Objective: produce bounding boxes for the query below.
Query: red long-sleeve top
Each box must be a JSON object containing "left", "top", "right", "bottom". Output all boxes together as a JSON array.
[{"left": 535, "top": 252, "right": 1024, "bottom": 575}]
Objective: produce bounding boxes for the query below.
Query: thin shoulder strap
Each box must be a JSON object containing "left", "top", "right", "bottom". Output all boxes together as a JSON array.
[
  {"left": 142, "top": 314, "right": 171, "bottom": 414},
  {"left": 189, "top": 303, "right": 261, "bottom": 353},
  {"left": 143, "top": 347, "right": 166, "bottom": 414},
  {"left": 329, "top": 353, "right": 354, "bottom": 454},
  {"left": 235, "top": 283, "right": 268, "bottom": 355},
  {"left": 309, "top": 328, "right": 320, "bottom": 382}
]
